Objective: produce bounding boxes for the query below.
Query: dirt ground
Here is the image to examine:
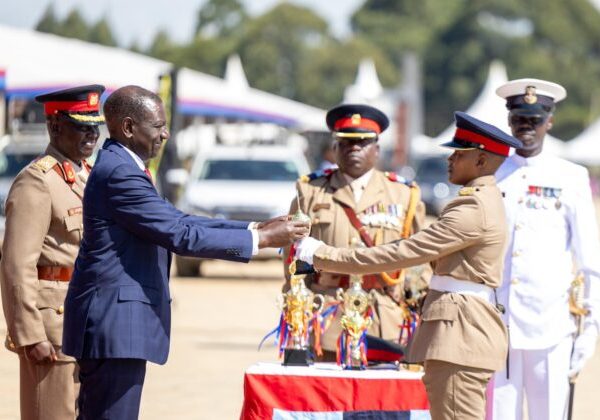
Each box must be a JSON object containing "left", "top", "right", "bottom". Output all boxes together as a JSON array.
[{"left": 1, "top": 259, "right": 599, "bottom": 419}]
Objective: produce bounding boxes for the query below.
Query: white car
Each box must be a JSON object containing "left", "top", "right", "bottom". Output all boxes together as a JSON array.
[{"left": 175, "top": 145, "right": 311, "bottom": 276}]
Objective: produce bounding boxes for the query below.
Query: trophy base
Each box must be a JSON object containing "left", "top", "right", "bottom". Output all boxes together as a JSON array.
[{"left": 283, "top": 349, "right": 313, "bottom": 366}]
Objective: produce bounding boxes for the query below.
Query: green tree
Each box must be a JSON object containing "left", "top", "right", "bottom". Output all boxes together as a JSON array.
[
  {"left": 57, "top": 9, "right": 89, "bottom": 40},
  {"left": 147, "top": 30, "right": 179, "bottom": 63},
  {"left": 195, "top": 0, "right": 248, "bottom": 38},
  {"left": 237, "top": 3, "right": 330, "bottom": 100},
  {"left": 88, "top": 17, "right": 117, "bottom": 47},
  {"left": 353, "top": 0, "right": 600, "bottom": 139},
  {"left": 35, "top": 4, "right": 59, "bottom": 34},
  {"left": 297, "top": 36, "right": 399, "bottom": 108}
]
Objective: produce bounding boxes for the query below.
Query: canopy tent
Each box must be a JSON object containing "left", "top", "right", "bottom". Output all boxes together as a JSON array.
[
  {"left": 0, "top": 25, "right": 170, "bottom": 98},
  {"left": 564, "top": 117, "right": 600, "bottom": 165},
  {"left": 177, "top": 62, "right": 325, "bottom": 131},
  {"left": 0, "top": 26, "right": 325, "bottom": 131},
  {"left": 429, "top": 61, "right": 566, "bottom": 157}
]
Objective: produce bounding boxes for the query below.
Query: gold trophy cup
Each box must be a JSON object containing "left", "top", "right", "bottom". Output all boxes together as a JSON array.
[
  {"left": 336, "top": 274, "right": 376, "bottom": 369},
  {"left": 278, "top": 207, "right": 323, "bottom": 365}
]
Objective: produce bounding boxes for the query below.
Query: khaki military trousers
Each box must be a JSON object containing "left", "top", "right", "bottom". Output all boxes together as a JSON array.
[
  {"left": 19, "top": 355, "right": 79, "bottom": 420},
  {"left": 423, "top": 359, "right": 493, "bottom": 420}
]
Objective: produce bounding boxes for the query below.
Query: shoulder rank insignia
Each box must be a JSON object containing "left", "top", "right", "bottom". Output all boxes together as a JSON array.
[
  {"left": 62, "top": 161, "right": 76, "bottom": 184},
  {"left": 32, "top": 155, "right": 58, "bottom": 173},
  {"left": 299, "top": 167, "right": 337, "bottom": 183},
  {"left": 385, "top": 171, "right": 414, "bottom": 186},
  {"left": 458, "top": 187, "right": 476, "bottom": 196}
]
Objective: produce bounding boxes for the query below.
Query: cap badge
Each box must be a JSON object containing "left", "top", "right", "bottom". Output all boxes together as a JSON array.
[
  {"left": 88, "top": 92, "right": 99, "bottom": 107},
  {"left": 524, "top": 86, "right": 537, "bottom": 104},
  {"left": 351, "top": 114, "right": 362, "bottom": 125}
]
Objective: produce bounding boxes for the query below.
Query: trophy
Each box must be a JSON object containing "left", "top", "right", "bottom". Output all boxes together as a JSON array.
[
  {"left": 277, "top": 206, "right": 324, "bottom": 366},
  {"left": 336, "top": 274, "right": 376, "bottom": 370}
]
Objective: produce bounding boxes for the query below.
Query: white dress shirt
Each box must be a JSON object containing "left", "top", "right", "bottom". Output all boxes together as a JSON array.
[
  {"left": 495, "top": 151, "right": 600, "bottom": 349},
  {"left": 343, "top": 169, "right": 374, "bottom": 203}
]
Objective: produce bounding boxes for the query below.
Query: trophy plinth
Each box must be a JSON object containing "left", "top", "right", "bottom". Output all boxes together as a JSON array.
[{"left": 283, "top": 348, "right": 313, "bottom": 366}]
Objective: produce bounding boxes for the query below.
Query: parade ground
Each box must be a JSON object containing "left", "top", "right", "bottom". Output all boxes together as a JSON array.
[{"left": 1, "top": 258, "right": 600, "bottom": 419}]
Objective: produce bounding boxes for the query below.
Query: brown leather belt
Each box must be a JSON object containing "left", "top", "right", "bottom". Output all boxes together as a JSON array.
[
  {"left": 314, "top": 273, "right": 384, "bottom": 289},
  {"left": 37, "top": 266, "right": 74, "bottom": 282}
]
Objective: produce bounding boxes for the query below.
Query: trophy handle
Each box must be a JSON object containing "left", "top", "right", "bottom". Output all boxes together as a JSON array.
[
  {"left": 336, "top": 287, "right": 344, "bottom": 302},
  {"left": 313, "top": 293, "right": 325, "bottom": 313},
  {"left": 276, "top": 294, "right": 285, "bottom": 312}
]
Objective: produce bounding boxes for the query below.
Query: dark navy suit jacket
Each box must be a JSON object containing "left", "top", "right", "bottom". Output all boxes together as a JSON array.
[{"left": 62, "top": 139, "right": 253, "bottom": 364}]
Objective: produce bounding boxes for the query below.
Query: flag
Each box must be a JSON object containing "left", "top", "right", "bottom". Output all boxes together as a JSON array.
[{"left": 240, "top": 362, "right": 430, "bottom": 420}]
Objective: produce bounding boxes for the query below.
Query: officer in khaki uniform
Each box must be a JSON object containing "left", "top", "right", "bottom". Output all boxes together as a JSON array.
[
  {"left": 0, "top": 85, "right": 105, "bottom": 420},
  {"left": 283, "top": 104, "right": 428, "bottom": 359},
  {"left": 296, "top": 112, "right": 523, "bottom": 419}
]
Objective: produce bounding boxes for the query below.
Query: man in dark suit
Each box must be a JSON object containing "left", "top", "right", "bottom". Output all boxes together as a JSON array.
[{"left": 62, "top": 85, "right": 308, "bottom": 419}]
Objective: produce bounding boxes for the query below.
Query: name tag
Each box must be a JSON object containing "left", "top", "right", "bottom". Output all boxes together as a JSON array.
[{"left": 68, "top": 207, "right": 83, "bottom": 216}]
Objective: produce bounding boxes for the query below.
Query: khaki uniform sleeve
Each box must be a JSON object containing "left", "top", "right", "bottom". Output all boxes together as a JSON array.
[
  {"left": 314, "top": 195, "right": 483, "bottom": 275},
  {"left": 411, "top": 199, "right": 433, "bottom": 288},
  {"left": 0, "top": 169, "right": 52, "bottom": 347}
]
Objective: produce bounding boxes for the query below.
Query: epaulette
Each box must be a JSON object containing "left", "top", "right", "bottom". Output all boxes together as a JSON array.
[
  {"left": 299, "top": 167, "right": 337, "bottom": 183},
  {"left": 458, "top": 187, "right": 476, "bottom": 196},
  {"left": 33, "top": 155, "right": 77, "bottom": 184},
  {"left": 384, "top": 171, "right": 415, "bottom": 187},
  {"left": 31, "top": 155, "right": 58, "bottom": 173}
]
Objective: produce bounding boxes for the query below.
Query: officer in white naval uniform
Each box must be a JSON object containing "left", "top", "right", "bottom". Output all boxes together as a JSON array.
[{"left": 492, "top": 78, "right": 600, "bottom": 420}]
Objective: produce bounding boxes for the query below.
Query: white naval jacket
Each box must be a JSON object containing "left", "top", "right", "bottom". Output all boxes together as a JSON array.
[{"left": 495, "top": 151, "right": 600, "bottom": 349}]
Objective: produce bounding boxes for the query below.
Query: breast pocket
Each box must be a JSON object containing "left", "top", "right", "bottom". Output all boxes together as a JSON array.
[{"left": 63, "top": 213, "right": 83, "bottom": 242}]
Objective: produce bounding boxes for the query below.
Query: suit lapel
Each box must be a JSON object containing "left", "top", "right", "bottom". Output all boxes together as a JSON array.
[
  {"left": 356, "top": 171, "right": 385, "bottom": 214},
  {"left": 330, "top": 171, "right": 355, "bottom": 209}
]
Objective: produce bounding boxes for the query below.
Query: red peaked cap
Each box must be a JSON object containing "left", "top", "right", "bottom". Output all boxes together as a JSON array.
[
  {"left": 441, "top": 111, "right": 523, "bottom": 157},
  {"left": 35, "top": 84, "right": 106, "bottom": 126},
  {"left": 326, "top": 104, "right": 389, "bottom": 139}
]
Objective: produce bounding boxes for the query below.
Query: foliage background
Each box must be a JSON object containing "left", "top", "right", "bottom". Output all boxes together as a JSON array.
[{"left": 34, "top": 0, "right": 600, "bottom": 139}]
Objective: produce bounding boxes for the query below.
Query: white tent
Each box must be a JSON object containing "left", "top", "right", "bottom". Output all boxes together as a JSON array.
[
  {"left": 0, "top": 25, "right": 326, "bottom": 132},
  {"left": 177, "top": 64, "right": 325, "bottom": 131},
  {"left": 564, "top": 117, "right": 600, "bottom": 165},
  {"left": 0, "top": 25, "right": 170, "bottom": 97},
  {"left": 430, "top": 61, "right": 566, "bottom": 157}
]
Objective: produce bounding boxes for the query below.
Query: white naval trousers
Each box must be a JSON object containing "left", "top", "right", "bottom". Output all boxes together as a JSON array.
[{"left": 492, "top": 334, "right": 573, "bottom": 420}]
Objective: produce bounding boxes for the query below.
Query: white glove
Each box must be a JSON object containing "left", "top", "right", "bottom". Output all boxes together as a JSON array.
[
  {"left": 568, "top": 323, "right": 599, "bottom": 378},
  {"left": 294, "top": 237, "right": 325, "bottom": 265}
]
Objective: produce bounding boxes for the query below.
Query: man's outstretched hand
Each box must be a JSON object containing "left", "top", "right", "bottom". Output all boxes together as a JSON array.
[
  {"left": 257, "top": 218, "right": 309, "bottom": 248},
  {"left": 255, "top": 215, "right": 289, "bottom": 230}
]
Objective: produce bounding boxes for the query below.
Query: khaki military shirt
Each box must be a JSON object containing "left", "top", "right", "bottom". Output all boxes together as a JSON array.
[
  {"left": 312, "top": 175, "right": 509, "bottom": 370},
  {"left": 283, "top": 168, "right": 428, "bottom": 349},
  {"left": 1, "top": 144, "right": 88, "bottom": 361},
  {"left": 284, "top": 169, "right": 426, "bottom": 284}
]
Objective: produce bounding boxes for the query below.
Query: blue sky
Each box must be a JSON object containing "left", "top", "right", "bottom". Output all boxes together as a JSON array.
[{"left": 1, "top": 0, "right": 365, "bottom": 48}]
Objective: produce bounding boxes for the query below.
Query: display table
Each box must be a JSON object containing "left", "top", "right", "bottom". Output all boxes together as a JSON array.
[{"left": 240, "top": 362, "right": 430, "bottom": 419}]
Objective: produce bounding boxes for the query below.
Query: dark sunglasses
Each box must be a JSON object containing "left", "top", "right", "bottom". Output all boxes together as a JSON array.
[{"left": 509, "top": 113, "right": 547, "bottom": 128}]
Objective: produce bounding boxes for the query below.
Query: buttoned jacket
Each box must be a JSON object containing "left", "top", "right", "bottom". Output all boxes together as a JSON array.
[
  {"left": 312, "top": 175, "right": 509, "bottom": 370},
  {"left": 496, "top": 152, "right": 600, "bottom": 349}
]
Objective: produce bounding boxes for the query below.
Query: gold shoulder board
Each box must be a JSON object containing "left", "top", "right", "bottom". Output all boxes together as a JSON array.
[
  {"left": 458, "top": 187, "right": 475, "bottom": 196},
  {"left": 31, "top": 155, "right": 58, "bottom": 173}
]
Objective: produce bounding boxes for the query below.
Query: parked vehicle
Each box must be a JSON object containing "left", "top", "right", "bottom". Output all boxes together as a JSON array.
[{"left": 174, "top": 145, "right": 311, "bottom": 276}]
